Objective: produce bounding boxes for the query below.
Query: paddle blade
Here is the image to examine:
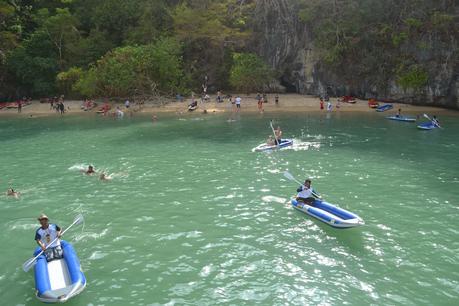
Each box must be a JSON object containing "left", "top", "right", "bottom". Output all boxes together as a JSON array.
[
  {"left": 423, "top": 113, "right": 430, "bottom": 119},
  {"left": 22, "top": 257, "right": 37, "bottom": 272},
  {"left": 283, "top": 171, "right": 295, "bottom": 181},
  {"left": 73, "top": 214, "right": 84, "bottom": 226}
]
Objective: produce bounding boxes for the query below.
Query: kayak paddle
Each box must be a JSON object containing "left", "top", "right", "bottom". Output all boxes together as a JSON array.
[
  {"left": 270, "top": 120, "right": 280, "bottom": 148},
  {"left": 423, "top": 113, "right": 442, "bottom": 128},
  {"left": 22, "top": 214, "right": 84, "bottom": 272},
  {"left": 283, "top": 171, "right": 322, "bottom": 199}
]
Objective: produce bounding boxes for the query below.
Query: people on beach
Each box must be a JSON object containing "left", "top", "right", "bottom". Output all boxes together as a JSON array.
[
  {"left": 217, "top": 91, "right": 222, "bottom": 103},
  {"left": 258, "top": 96, "right": 264, "bottom": 113},
  {"left": 85, "top": 165, "right": 95, "bottom": 175},
  {"left": 58, "top": 101, "right": 65, "bottom": 114},
  {"left": 6, "top": 188, "right": 20, "bottom": 198},
  {"left": 235, "top": 96, "right": 241, "bottom": 111},
  {"left": 115, "top": 106, "right": 124, "bottom": 118},
  {"left": 320, "top": 99, "right": 324, "bottom": 110},
  {"left": 125, "top": 100, "right": 130, "bottom": 109},
  {"left": 275, "top": 94, "right": 279, "bottom": 105},
  {"left": 274, "top": 126, "right": 282, "bottom": 144},
  {"left": 296, "top": 179, "right": 318, "bottom": 205},
  {"left": 188, "top": 99, "right": 198, "bottom": 111},
  {"left": 17, "top": 100, "right": 22, "bottom": 113},
  {"left": 327, "top": 101, "right": 333, "bottom": 111},
  {"left": 35, "top": 214, "right": 63, "bottom": 262}
]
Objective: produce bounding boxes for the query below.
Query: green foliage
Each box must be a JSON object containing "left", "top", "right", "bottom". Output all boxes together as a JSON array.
[
  {"left": 405, "top": 18, "right": 422, "bottom": 29},
  {"left": 72, "top": 37, "right": 185, "bottom": 97},
  {"left": 229, "top": 53, "right": 272, "bottom": 93},
  {"left": 392, "top": 32, "right": 408, "bottom": 47},
  {"left": 396, "top": 65, "right": 428, "bottom": 90}
]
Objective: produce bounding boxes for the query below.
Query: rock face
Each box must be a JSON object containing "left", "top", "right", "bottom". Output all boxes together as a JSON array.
[{"left": 253, "top": 0, "right": 459, "bottom": 109}]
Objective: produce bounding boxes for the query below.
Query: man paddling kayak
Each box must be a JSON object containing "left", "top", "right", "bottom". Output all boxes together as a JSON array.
[
  {"left": 35, "top": 214, "right": 63, "bottom": 262},
  {"left": 274, "top": 126, "right": 283, "bottom": 145},
  {"left": 296, "top": 179, "right": 320, "bottom": 205}
]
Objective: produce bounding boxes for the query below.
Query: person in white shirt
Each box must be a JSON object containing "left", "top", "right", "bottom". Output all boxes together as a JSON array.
[
  {"left": 296, "top": 179, "right": 319, "bottom": 205},
  {"left": 124, "top": 100, "right": 130, "bottom": 108},
  {"left": 235, "top": 96, "right": 241, "bottom": 111},
  {"left": 35, "top": 214, "right": 63, "bottom": 261}
]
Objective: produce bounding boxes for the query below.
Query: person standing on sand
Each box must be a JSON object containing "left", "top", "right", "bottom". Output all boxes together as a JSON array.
[
  {"left": 235, "top": 96, "right": 242, "bottom": 111},
  {"left": 275, "top": 94, "right": 279, "bottom": 105},
  {"left": 17, "top": 100, "right": 22, "bottom": 113},
  {"left": 125, "top": 100, "right": 130, "bottom": 109},
  {"left": 258, "top": 96, "right": 264, "bottom": 113},
  {"left": 320, "top": 99, "right": 324, "bottom": 110}
]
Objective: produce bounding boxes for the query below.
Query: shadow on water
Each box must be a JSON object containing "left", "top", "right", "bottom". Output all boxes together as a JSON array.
[{"left": 295, "top": 210, "right": 367, "bottom": 255}]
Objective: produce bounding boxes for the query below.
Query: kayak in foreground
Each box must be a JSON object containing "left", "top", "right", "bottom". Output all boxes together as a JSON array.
[
  {"left": 33, "top": 240, "right": 86, "bottom": 303},
  {"left": 291, "top": 198, "right": 364, "bottom": 228},
  {"left": 386, "top": 115, "right": 416, "bottom": 122},
  {"left": 376, "top": 104, "right": 393, "bottom": 112},
  {"left": 252, "top": 139, "right": 293, "bottom": 152},
  {"left": 417, "top": 122, "right": 439, "bottom": 130}
]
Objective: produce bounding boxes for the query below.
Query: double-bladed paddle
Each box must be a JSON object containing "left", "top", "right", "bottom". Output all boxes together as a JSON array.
[
  {"left": 22, "top": 214, "right": 84, "bottom": 272},
  {"left": 283, "top": 171, "right": 322, "bottom": 199}
]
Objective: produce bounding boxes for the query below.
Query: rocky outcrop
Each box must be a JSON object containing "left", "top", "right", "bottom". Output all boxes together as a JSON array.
[{"left": 253, "top": 0, "right": 459, "bottom": 109}]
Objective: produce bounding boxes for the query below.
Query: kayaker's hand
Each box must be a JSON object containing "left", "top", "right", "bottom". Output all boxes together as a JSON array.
[{"left": 41, "top": 245, "right": 46, "bottom": 251}]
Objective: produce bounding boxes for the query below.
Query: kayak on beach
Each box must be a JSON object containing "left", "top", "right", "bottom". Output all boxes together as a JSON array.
[
  {"left": 386, "top": 115, "right": 416, "bottom": 122},
  {"left": 291, "top": 198, "right": 364, "bottom": 228},
  {"left": 376, "top": 104, "right": 393, "bottom": 112},
  {"left": 252, "top": 139, "right": 293, "bottom": 152},
  {"left": 33, "top": 240, "right": 86, "bottom": 303}
]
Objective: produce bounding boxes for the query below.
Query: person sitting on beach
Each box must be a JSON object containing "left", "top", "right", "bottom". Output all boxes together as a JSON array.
[
  {"left": 274, "top": 126, "right": 283, "bottom": 145},
  {"left": 296, "top": 179, "right": 319, "bottom": 205},
  {"left": 188, "top": 100, "right": 198, "bottom": 111},
  {"left": 85, "top": 165, "right": 95, "bottom": 175},
  {"left": 6, "top": 188, "right": 20, "bottom": 198},
  {"left": 35, "top": 214, "right": 63, "bottom": 262}
]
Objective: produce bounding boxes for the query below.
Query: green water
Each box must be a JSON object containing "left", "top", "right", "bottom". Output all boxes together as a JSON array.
[{"left": 0, "top": 113, "right": 458, "bottom": 305}]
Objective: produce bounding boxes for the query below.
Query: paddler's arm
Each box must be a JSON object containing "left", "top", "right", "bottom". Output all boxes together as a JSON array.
[
  {"left": 56, "top": 225, "right": 62, "bottom": 238},
  {"left": 35, "top": 231, "right": 46, "bottom": 251},
  {"left": 296, "top": 186, "right": 303, "bottom": 192}
]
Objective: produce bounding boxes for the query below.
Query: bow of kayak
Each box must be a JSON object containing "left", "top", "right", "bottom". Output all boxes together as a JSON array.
[
  {"left": 417, "top": 122, "right": 438, "bottom": 130},
  {"left": 291, "top": 199, "right": 364, "bottom": 228},
  {"left": 34, "top": 240, "right": 86, "bottom": 303}
]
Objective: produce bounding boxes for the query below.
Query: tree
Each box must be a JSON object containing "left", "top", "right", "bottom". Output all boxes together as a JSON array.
[{"left": 229, "top": 53, "right": 273, "bottom": 93}]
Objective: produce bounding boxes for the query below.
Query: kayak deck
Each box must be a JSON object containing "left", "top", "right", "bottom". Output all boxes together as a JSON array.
[
  {"left": 253, "top": 139, "right": 293, "bottom": 152},
  {"left": 291, "top": 199, "right": 364, "bottom": 228}
]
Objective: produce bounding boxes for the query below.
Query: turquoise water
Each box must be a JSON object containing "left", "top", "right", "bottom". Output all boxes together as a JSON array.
[{"left": 0, "top": 112, "right": 458, "bottom": 305}]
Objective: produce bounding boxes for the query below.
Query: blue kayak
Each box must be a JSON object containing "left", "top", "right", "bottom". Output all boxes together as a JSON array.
[
  {"left": 33, "top": 240, "right": 86, "bottom": 303},
  {"left": 376, "top": 104, "right": 393, "bottom": 112},
  {"left": 253, "top": 139, "right": 293, "bottom": 152},
  {"left": 291, "top": 198, "right": 364, "bottom": 228},
  {"left": 417, "top": 122, "right": 438, "bottom": 130},
  {"left": 386, "top": 115, "right": 416, "bottom": 122}
]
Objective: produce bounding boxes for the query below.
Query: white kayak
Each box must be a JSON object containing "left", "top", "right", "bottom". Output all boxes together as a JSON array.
[
  {"left": 252, "top": 139, "right": 293, "bottom": 152},
  {"left": 33, "top": 240, "right": 86, "bottom": 303},
  {"left": 291, "top": 198, "right": 364, "bottom": 228},
  {"left": 386, "top": 115, "right": 416, "bottom": 122}
]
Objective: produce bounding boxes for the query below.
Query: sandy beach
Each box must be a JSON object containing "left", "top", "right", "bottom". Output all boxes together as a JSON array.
[{"left": 0, "top": 94, "right": 456, "bottom": 118}]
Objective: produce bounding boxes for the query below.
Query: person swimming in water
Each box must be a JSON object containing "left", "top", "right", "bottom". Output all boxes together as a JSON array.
[
  {"left": 6, "top": 188, "right": 20, "bottom": 198},
  {"left": 85, "top": 165, "right": 95, "bottom": 175},
  {"left": 99, "top": 173, "right": 112, "bottom": 181}
]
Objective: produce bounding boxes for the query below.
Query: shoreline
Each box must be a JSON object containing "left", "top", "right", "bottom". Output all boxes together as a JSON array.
[{"left": 1, "top": 94, "right": 457, "bottom": 118}]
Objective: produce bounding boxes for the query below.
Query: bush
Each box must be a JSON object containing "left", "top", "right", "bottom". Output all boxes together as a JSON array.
[{"left": 229, "top": 53, "right": 272, "bottom": 93}]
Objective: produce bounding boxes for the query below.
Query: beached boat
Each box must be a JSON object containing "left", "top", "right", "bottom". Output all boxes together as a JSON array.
[
  {"left": 291, "top": 198, "right": 364, "bottom": 228},
  {"left": 417, "top": 122, "right": 438, "bottom": 130},
  {"left": 252, "top": 139, "right": 293, "bottom": 152},
  {"left": 376, "top": 104, "right": 393, "bottom": 112},
  {"left": 386, "top": 115, "right": 416, "bottom": 122},
  {"left": 33, "top": 240, "right": 86, "bottom": 303}
]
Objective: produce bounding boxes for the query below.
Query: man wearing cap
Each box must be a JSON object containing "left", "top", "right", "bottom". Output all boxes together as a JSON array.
[{"left": 35, "top": 214, "right": 63, "bottom": 261}]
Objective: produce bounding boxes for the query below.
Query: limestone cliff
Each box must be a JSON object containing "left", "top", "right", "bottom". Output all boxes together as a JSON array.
[{"left": 252, "top": 0, "right": 459, "bottom": 109}]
